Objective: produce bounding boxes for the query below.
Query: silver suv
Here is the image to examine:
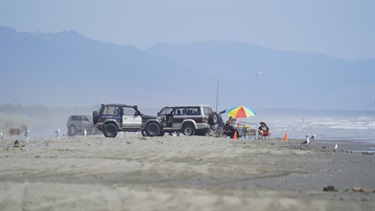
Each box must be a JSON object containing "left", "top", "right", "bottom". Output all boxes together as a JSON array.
[
  {"left": 67, "top": 115, "right": 97, "bottom": 136},
  {"left": 157, "top": 105, "right": 218, "bottom": 136}
]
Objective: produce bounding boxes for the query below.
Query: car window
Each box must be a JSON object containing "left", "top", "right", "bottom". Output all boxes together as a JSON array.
[
  {"left": 82, "top": 116, "right": 89, "bottom": 121},
  {"left": 187, "top": 107, "right": 200, "bottom": 115},
  {"left": 203, "top": 107, "right": 212, "bottom": 115},
  {"left": 179, "top": 108, "right": 187, "bottom": 115},
  {"left": 174, "top": 108, "right": 183, "bottom": 116},
  {"left": 160, "top": 107, "right": 174, "bottom": 116},
  {"left": 158, "top": 107, "right": 166, "bottom": 115},
  {"left": 104, "top": 106, "right": 118, "bottom": 115},
  {"left": 123, "top": 107, "right": 137, "bottom": 116}
]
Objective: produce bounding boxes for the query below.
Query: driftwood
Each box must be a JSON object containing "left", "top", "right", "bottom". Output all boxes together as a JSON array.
[
  {"left": 7, "top": 123, "right": 28, "bottom": 136},
  {"left": 352, "top": 186, "right": 375, "bottom": 193}
]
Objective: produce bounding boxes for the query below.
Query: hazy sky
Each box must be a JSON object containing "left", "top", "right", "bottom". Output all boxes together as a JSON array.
[{"left": 1, "top": 0, "right": 374, "bottom": 60}]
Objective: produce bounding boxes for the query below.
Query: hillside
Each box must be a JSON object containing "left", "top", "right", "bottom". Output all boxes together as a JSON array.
[
  {"left": 146, "top": 42, "right": 374, "bottom": 110},
  {"left": 1, "top": 26, "right": 373, "bottom": 110}
]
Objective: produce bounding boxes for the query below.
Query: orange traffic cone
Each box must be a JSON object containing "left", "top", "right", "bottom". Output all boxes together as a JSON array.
[
  {"left": 283, "top": 132, "right": 288, "bottom": 141},
  {"left": 233, "top": 131, "right": 238, "bottom": 140}
]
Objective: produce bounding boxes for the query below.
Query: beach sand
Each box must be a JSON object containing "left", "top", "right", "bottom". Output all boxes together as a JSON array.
[{"left": 1, "top": 135, "right": 374, "bottom": 211}]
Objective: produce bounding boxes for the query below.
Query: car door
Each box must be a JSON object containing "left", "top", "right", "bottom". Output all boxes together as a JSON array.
[
  {"left": 73, "top": 116, "right": 82, "bottom": 131},
  {"left": 81, "top": 115, "right": 91, "bottom": 130},
  {"left": 158, "top": 107, "right": 175, "bottom": 128},
  {"left": 122, "top": 107, "right": 142, "bottom": 128},
  {"left": 172, "top": 107, "right": 186, "bottom": 129}
]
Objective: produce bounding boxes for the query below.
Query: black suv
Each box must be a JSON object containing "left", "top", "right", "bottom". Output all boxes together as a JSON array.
[{"left": 92, "top": 104, "right": 162, "bottom": 138}]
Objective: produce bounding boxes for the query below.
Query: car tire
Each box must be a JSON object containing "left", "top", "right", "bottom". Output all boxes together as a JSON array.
[
  {"left": 182, "top": 123, "right": 196, "bottom": 136},
  {"left": 208, "top": 112, "right": 218, "bottom": 126},
  {"left": 145, "top": 122, "right": 161, "bottom": 137},
  {"left": 103, "top": 123, "right": 118, "bottom": 138},
  {"left": 68, "top": 125, "right": 76, "bottom": 136},
  {"left": 93, "top": 111, "right": 99, "bottom": 124},
  {"left": 141, "top": 131, "right": 147, "bottom": 137}
]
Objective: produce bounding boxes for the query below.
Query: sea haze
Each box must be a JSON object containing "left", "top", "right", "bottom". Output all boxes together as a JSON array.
[{"left": 1, "top": 26, "right": 374, "bottom": 111}]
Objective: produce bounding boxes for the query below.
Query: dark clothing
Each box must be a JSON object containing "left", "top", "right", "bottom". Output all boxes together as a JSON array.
[
  {"left": 166, "top": 114, "right": 173, "bottom": 127},
  {"left": 258, "top": 125, "right": 270, "bottom": 136},
  {"left": 224, "top": 123, "right": 240, "bottom": 139},
  {"left": 217, "top": 115, "right": 224, "bottom": 128}
]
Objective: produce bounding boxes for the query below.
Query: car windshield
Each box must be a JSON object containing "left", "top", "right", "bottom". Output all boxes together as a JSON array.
[{"left": 159, "top": 107, "right": 174, "bottom": 116}]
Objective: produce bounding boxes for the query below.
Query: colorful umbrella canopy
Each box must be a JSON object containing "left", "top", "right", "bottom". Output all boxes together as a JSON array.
[{"left": 226, "top": 106, "right": 256, "bottom": 118}]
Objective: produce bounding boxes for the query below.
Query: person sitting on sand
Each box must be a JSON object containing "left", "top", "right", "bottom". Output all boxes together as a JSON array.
[
  {"left": 224, "top": 118, "right": 240, "bottom": 139},
  {"left": 258, "top": 121, "right": 271, "bottom": 140}
]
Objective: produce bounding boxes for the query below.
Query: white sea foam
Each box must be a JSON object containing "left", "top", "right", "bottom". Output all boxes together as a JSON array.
[{"left": 270, "top": 113, "right": 374, "bottom": 141}]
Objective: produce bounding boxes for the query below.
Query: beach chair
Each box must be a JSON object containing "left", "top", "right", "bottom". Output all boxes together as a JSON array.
[{"left": 235, "top": 122, "right": 258, "bottom": 140}]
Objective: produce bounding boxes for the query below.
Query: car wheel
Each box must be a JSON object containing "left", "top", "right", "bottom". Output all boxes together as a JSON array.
[
  {"left": 68, "top": 125, "right": 76, "bottom": 136},
  {"left": 182, "top": 123, "right": 196, "bottom": 136},
  {"left": 93, "top": 111, "right": 99, "bottom": 124},
  {"left": 145, "top": 122, "right": 161, "bottom": 137},
  {"left": 103, "top": 123, "right": 118, "bottom": 138},
  {"left": 208, "top": 112, "right": 218, "bottom": 126},
  {"left": 141, "top": 131, "right": 147, "bottom": 137}
]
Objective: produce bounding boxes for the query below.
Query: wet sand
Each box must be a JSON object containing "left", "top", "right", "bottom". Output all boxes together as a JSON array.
[{"left": 1, "top": 135, "right": 374, "bottom": 210}]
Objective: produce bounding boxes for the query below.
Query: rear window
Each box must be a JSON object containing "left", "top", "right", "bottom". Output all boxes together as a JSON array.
[
  {"left": 102, "top": 106, "right": 119, "bottom": 115},
  {"left": 71, "top": 116, "right": 80, "bottom": 121},
  {"left": 203, "top": 107, "right": 212, "bottom": 115}
]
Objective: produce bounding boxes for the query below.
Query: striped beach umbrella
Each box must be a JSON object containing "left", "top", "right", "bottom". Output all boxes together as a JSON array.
[{"left": 226, "top": 106, "right": 256, "bottom": 118}]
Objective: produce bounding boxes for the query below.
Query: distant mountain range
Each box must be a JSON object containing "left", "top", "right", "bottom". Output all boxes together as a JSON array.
[{"left": 1, "top": 26, "right": 373, "bottom": 110}]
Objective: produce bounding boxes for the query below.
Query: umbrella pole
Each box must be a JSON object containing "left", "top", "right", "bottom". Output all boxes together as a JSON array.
[{"left": 215, "top": 73, "right": 219, "bottom": 113}]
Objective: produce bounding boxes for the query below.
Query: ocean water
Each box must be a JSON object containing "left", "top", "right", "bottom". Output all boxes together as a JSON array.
[{"left": 262, "top": 110, "right": 374, "bottom": 144}]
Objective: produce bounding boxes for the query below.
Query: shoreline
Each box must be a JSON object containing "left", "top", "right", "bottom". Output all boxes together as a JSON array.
[{"left": 1, "top": 135, "right": 374, "bottom": 210}]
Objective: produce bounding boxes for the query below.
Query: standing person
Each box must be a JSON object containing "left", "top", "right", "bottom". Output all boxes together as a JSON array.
[{"left": 258, "top": 121, "right": 271, "bottom": 140}]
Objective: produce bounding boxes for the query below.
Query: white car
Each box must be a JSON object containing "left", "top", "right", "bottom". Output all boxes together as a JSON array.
[{"left": 157, "top": 105, "right": 218, "bottom": 136}]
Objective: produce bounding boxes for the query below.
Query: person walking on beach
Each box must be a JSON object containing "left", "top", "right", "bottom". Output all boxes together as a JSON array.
[{"left": 258, "top": 121, "right": 271, "bottom": 140}]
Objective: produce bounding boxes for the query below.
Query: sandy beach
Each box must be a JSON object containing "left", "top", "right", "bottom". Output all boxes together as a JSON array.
[{"left": 1, "top": 134, "right": 374, "bottom": 211}]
